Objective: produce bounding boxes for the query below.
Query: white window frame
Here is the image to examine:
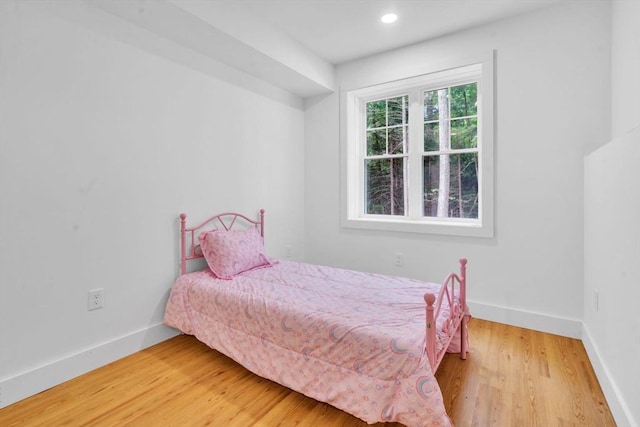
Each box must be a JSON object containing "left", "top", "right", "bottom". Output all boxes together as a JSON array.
[{"left": 340, "top": 52, "right": 495, "bottom": 238}]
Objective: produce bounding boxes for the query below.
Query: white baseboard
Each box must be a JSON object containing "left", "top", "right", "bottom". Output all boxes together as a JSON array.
[
  {"left": 0, "top": 323, "right": 180, "bottom": 409},
  {"left": 582, "top": 324, "right": 637, "bottom": 427},
  {"left": 467, "top": 300, "right": 583, "bottom": 338}
]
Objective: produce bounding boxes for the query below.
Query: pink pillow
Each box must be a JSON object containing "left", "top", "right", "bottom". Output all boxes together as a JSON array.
[{"left": 198, "top": 228, "right": 273, "bottom": 279}]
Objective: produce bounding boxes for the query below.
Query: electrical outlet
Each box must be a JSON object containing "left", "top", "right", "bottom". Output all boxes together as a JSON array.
[
  {"left": 395, "top": 252, "right": 404, "bottom": 267},
  {"left": 285, "top": 245, "right": 292, "bottom": 259},
  {"left": 88, "top": 289, "right": 104, "bottom": 311},
  {"left": 594, "top": 289, "right": 599, "bottom": 312}
]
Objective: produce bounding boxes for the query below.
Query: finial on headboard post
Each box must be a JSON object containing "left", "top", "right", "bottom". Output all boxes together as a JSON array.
[
  {"left": 424, "top": 293, "right": 436, "bottom": 307},
  {"left": 259, "top": 209, "right": 265, "bottom": 238},
  {"left": 459, "top": 257, "right": 467, "bottom": 286}
]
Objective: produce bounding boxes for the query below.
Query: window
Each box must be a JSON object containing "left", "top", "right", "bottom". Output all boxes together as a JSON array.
[
  {"left": 365, "top": 95, "right": 409, "bottom": 216},
  {"left": 422, "top": 83, "right": 479, "bottom": 219},
  {"left": 341, "top": 54, "right": 494, "bottom": 237}
]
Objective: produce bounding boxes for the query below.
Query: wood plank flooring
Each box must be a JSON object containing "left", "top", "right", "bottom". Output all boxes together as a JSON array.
[{"left": 0, "top": 319, "right": 615, "bottom": 426}]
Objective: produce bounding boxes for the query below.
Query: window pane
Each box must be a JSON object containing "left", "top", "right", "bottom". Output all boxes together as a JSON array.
[
  {"left": 388, "top": 96, "right": 408, "bottom": 126},
  {"left": 366, "top": 158, "right": 405, "bottom": 215},
  {"left": 389, "top": 126, "right": 407, "bottom": 154},
  {"left": 366, "top": 100, "right": 386, "bottom": 128},
  {"left": 449, "top": 83, "right": 477, "bottom": 118},
  {"left": 424, "top": 90, "right": 439, "bottom": 121},
  {"left": 423, "top": 153, "right": 478, "bottom": 219},
  {"left": 451, "top": 117, "right": 477, "bottom": 149},
  {"left": 367, "top": 129, "right": 386, "bottom": 155},
  {"left": 424, "top": 122, "right": 439, "bottom": 151}
]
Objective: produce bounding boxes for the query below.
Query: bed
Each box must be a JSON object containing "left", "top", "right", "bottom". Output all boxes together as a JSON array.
[{"left": 164, "top": 210, "right": 470, "bottom": 426}]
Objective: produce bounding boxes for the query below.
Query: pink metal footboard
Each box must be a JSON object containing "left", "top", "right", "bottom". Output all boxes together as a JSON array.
[
  {"left": 425, "top": 258, "right": 469, "bottom": 373},
  {"left": 179, "top": 209, "right": 265, "bottom": 275}
]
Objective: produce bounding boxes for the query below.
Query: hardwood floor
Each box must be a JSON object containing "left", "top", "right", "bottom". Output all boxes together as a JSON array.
[
  {"left": 436, "top": 320, "right": 614, "bottom": 427},
  {"left": 0, "top": 319, "right": 615, "bottom": 426}
]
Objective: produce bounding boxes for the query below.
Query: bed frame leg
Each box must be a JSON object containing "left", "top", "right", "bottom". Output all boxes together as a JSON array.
[
  {"left": 459, "top": 257, "right": 469, "bottom": 360},
  {"left": 461, "top": 314, "right": 469, "bottom": 360}
]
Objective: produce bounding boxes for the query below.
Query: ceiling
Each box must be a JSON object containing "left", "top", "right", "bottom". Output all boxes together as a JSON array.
[
  {"left": 209, "top": 0, "right": 564, "bottom": 64},
  {"left": 89, "top": 0, "right": 565, "bottom": 98}
]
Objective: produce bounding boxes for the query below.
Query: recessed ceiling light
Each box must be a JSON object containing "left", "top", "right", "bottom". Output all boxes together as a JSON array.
[{"left": 381, "top": 13, "right": 398, "bottom": 24}]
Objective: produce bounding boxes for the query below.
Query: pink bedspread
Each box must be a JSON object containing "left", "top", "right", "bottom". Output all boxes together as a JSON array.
[{"left": 164, "top": 260, "right": 454, "bottom": 426}]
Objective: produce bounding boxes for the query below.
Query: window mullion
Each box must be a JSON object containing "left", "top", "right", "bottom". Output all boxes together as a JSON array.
[{"left": 407, "top": 88, "right": 423, "bottom": 219}]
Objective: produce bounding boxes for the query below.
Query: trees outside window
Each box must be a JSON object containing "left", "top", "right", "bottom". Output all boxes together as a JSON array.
[
  {"left": 365, "top": 96, "right": 408, "bottom": 216},
  {"left": 423, "top": 83, "right": 478, "bottom": 219},
  {"left": 363, "top": 82, "right": 479, "bottom": 219}
]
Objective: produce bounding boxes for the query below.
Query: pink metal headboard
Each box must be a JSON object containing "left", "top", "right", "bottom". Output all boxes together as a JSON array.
[{"left": 179, "top": 209, "right": 265, "bottom": 275}]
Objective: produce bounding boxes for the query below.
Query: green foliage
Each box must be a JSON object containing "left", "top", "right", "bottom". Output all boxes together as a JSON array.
[
  {"left": 387, "top": 96, "right": 408, "bottom": 126},
  {"left": 451, "top": 117, "right": 477, "bottom": 150},
  {"left": 366, "top": 96, "right": 408, "bottom": 157},
  {"left": 363, "top": 83, "right": 479, "bottom": 219},
  {"left": 366, "top": 158, "right": 405, "bottom": 215},
  {"left": 366, "top": 100, "right": 386, "bottom": 128},
  {"left": 423, "top": 153, "right": 478, "bottom": 218},
  {"left": 424, "top": 83, "right": 477, "bottom": 151},
  {"left": 421, "top": 82, "right": 478, "bottom": 218},
  {"left": 449, "top": 84, "right": 477, "bottom": 118}
]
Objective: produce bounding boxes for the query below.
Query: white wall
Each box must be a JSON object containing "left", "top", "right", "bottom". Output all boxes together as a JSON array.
[
  {"left": 0, "top": 1, "right": 305, "bottom": 407},
  {"left": 583, "top": 2, "right": 640, "bottom": 426},
  {"left": 611, "top": 0, "right": 640, "bottom": 139},
  {"left": 584, "top": 128, "right": 640, "bottom": 427},
  {"left": 305, "top": 2, "right": 611, "bottom": 337}
]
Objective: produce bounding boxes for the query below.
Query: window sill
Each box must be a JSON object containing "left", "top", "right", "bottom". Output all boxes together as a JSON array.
[{"left": 341, "top": 215, "right": 494, "bottom": 238}]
